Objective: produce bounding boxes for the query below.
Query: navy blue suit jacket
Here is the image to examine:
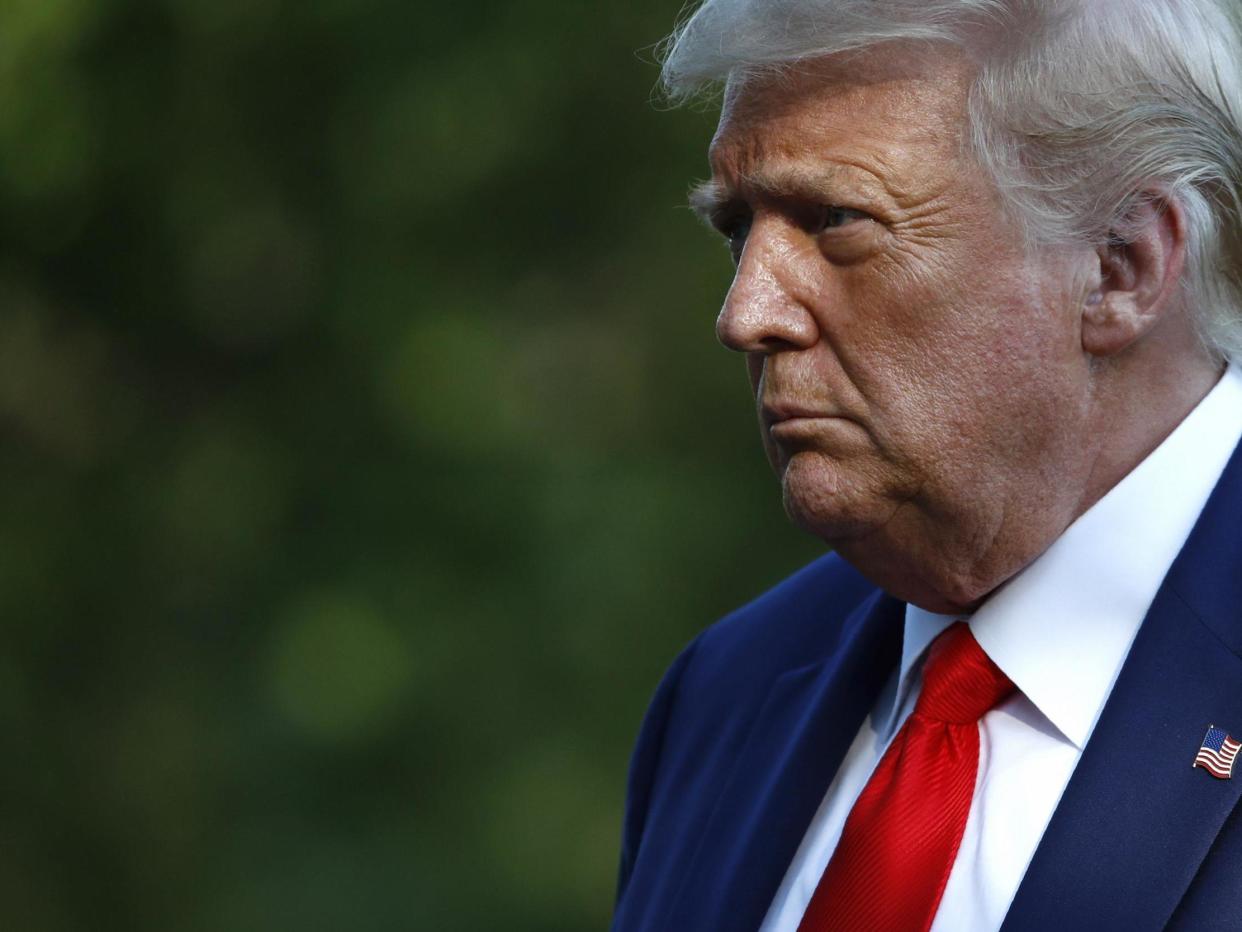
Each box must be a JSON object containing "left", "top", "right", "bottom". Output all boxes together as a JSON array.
[{"left": 614, "top": 441, "right": 1242, "bottom": 931}]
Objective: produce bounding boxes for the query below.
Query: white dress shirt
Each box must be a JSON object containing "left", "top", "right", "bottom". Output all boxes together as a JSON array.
[{"left": 760, "top": 364, "right": 1242, "bottom": 932}]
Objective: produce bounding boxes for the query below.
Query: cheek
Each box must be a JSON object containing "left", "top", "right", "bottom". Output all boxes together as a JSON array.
[
  {"left": 845, "top": 262, "right": 1074, "bottom": 449},
  {"left": 826, "top": 261, "right": 982, "bottom": 404},
  {"left": 888, "top": 243, "right": 1063, "bottom": 356}
]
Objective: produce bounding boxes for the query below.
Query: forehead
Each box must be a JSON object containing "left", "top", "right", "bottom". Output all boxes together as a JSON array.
[{"left": 709, "top": 49, "right": 976, "bottom": 202}]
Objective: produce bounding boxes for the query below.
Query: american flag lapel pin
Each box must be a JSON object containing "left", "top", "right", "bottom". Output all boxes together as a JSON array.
[{"left": 1193, "top": 724, "right": 1242, "bottom": 779}]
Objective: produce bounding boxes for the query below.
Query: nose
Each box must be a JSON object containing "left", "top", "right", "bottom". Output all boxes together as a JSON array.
[{"left": 715, "top": 223, "right": 819, "bottom": 354}]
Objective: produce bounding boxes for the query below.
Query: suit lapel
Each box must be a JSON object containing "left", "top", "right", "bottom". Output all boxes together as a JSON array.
[
  {"left": 665, "top": 589, "right": 904, "bottom": 932},
  {"left": 1002, "top": 440, "right": 1242, "bottom": 932}
]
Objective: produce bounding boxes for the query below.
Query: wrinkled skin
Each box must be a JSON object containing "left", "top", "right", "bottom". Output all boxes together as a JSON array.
[{"left": 698, "top": 47, "right": 1220, "bottom": 612}]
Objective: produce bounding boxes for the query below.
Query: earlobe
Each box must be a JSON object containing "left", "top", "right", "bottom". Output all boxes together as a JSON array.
[
  {"left": 1080, "top": 192, "right": 1187, "bottom": 358},
  {"left": 1081, "top": 289, "right": 1144, "bottom": 356}
]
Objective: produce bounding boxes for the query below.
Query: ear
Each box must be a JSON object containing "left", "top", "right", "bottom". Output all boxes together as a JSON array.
[{"left": 1081, "top": 190, "right": 1187, "bottom": 357}]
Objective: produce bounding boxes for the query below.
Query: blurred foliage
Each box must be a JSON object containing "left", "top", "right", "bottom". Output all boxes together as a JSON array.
[{"left": 0, "top": 0, "right": 824, "bottom": 929}]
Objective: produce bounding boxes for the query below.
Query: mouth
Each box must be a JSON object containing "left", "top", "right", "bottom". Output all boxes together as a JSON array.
[
  {"left": 762, "top": 401, "right": 844, "bottom": 427},
  {"left": 761, "top": 402, "right": 858, "bottom": 448},
  {"left": 768, "top": 416, "right": 854, "bottom": 443}
]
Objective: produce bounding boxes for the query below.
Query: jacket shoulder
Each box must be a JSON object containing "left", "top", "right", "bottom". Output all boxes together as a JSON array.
[
  {"left": 613, "top": 551, "right": 883, "bottom": 922},
  {"left": 690, "top": 550, "right": 880, "bottom": 686}
]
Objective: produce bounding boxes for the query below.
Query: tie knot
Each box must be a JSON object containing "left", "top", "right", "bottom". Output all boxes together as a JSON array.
[{"left": 913, "top": 622, "right": 1015, "bottom": 724}]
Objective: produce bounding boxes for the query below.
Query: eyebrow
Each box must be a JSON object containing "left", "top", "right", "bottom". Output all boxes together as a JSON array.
[{"left": 688, "top": 179, "right": 732, "bottom": 231}]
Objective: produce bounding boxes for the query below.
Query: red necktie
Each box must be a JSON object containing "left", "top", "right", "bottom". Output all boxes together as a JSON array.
[{"left": 797, "top": 622, "right": 1016, "bottom": 932}]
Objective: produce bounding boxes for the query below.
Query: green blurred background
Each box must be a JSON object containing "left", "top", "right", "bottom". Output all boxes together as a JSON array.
[{"left": 2, "top": 0, "right": 824, "bottom": 929}]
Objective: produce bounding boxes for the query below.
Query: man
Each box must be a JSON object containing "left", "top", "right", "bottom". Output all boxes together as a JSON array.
[{"left": 614, "top": 1, "right": 1242, "bottom": 930}]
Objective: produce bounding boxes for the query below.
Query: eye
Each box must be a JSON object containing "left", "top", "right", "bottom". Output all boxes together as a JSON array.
[
  {"left": 722, "top": 214, "right": 752, "bottom": 266},
  {"left": 812, "top": 205, "right": 869, "bottom": 232}
]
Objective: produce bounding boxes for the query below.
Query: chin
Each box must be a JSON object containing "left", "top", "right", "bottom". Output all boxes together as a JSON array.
[{"left": 779, "top": 452, "right": 884, "bottom": 544}]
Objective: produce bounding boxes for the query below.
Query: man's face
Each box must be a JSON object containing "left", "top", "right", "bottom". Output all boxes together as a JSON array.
[{"left": 700, "top": 50, "right": 1094, "bottom": 603}]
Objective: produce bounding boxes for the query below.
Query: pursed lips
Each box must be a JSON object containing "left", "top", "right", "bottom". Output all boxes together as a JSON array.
[
  {"left": 760, "top": 402, "right": 863, "bottom": 450},
  {"left": 761, "top": 400, "right": 847, "bottom": 427}
]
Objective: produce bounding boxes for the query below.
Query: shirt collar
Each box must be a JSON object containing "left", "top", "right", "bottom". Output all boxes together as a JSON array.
[{"left": 889, "top": 364, "right": 1242, "bottom": 749}]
